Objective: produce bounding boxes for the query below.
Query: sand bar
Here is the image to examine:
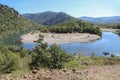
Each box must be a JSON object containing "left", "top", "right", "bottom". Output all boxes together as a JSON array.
[{"left": 21, "top": 32, "right": 101, "bottom": 44}]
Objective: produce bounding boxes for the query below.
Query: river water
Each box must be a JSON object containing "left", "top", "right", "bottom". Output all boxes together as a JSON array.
[{"left": 23, "top": 32, "right": 120, "bottom": 56}]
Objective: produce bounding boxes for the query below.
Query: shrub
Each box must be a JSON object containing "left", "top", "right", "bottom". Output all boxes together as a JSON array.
[
  {"left": 0, "top": 51, "right": 21, "bottom": 73},
  {"left": 19, "top": 48, "right": 30, "bottom": 58},
  {"left": 103, "top": 52, "right": 110, "bottom": 56},
  {"left": 30, "top": 42, "right": 50, "bottom": 69},
  {"left": 49, "top": 44, "right": 69, "bottom": 69},
  {"left": 30, "top": 35, "right": 69, "bottom": 69}
]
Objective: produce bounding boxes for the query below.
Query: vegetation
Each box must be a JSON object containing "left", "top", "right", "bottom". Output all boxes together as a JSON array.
[
  {"left": 23, "top": 11, "right": 76, "bottom": 26},
  {"left": 101, "top": 23, "right": 120, "bottom": 29},
  {"left": 0, "top": 46, "right": 22, "bottom": 73},
  {"left": 0, "top": 4, "right": 46, "bottom": 45},
  {"left": 0, "top": 4, "right": 120, "bottom": 77},
  {"left": 0, "top": 35, "right": 120, "bottom": 74},
  {"left": 49, "top": 20, "right": 102, "bottom": 36},
  {"left": 30, "top": 35, "right": 69, "bottom": 69},
  {"left": 103, "top": 52, "right": 110, "bottom": 56}
]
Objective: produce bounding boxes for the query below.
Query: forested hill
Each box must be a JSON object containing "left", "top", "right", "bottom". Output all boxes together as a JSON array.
[
  {"left": 0, "top": 4, "right": 44, "bottom": 36},
  {"left": 23, "top": 11, "right": 76, "bottom": 26},
  {"left": 80, "top": 16, "right": 120, "bottom": 25}
]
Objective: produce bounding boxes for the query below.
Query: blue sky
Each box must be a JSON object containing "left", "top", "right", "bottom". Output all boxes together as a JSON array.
[{"left": 0, "top": 0, "right": 120, "bottom": 17}]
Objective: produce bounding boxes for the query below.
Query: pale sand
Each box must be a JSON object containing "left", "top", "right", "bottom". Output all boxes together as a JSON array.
[
  {"left": 21, "top": 32, "right": 101, "bottom": 44},
  {"left": 101, "top": 29, "right": 119, "bottom": 32}
]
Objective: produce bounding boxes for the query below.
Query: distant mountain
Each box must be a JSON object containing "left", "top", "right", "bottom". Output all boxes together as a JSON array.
[
  {"left": 79, "top": 16, "right": 120, "bottom": 25},
  {"left": 23, "top": 11, "right": 76, "bottom": 26},
  {"left": 0, "top": 4, "right": 42, "bottom": 35}
]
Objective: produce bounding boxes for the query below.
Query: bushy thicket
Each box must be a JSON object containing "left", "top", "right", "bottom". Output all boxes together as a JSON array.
[
  {"left": 0, "top": 50, "right": 21, "bottom": 73},
  {"left": 0, "top": 45, "right": 31, "bottom": 73},
  {"left": 101, "top": 23, "right": 120, "bottom": 29},
  {"left": 49, "top": 20, "right": 102, "bottom": 36},
  {"left": 30, "top": 35, "right": 69, "bottom": 69}
]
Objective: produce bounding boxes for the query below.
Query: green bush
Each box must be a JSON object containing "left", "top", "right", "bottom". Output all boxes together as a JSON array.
[
  {"left": 30, "top": 40, "right": 69, "bottom": 69},
  {"left": 49, "top": 44, "right": 69, "bottom": 69},
  {"left": 19, "top": 48, "right": 30, "bottom": 58},
  {"left": 0, "top": 51, "right": 21, "bottom": 73},
  {"left": 30, "top": 42, "right": 50, "bottom": 69}
]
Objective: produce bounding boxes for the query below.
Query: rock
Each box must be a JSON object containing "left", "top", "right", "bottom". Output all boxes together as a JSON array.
[
  {"left": 24, "top": 75, "right": 27, "bottom": 78},
  {"left": 37, "top": 76, "right": 41, "bottom": 80},
  {"left": 32, "top": 70, "right": 38, "bottom": 74},
  {"left": 62, "top": 69, "right": 67, "bottom": 73},
  {"left": 72, "top": 69, "right": 76, "bottom": 73}
]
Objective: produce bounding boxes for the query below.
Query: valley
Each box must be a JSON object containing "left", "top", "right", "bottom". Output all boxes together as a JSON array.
[{"left": 0, "top": 2, "right": 120, "bottom": 80}]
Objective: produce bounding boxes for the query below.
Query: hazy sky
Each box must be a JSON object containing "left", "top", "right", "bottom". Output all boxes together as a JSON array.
[{"left": 0, "top": 0, "right": 120, "bottom": 17}]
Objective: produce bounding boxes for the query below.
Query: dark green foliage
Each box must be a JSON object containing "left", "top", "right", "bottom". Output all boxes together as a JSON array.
[
  {"left": 49, "top": 44, "right": 69, "bottom": 69},
  {"left": 103, "top": 52, "right": 110, "bottom": 56},
  {"left": 49, "top": 20, "right": 102, "bottom": 36},
  {"left": 8, "top": 45, "right": 22, "bottom": 52},
  {"left": 102, "top": 24, "right": 120, "bottom": 29},
  {"left": 30, "top": 35, "right": 69, "bottom": 69},
  {"left": 0, "top": 51, "right": 21, "bottom": 73},
  {"left": 30, "top": 42, "right": 50, "bottom": 69},
  {"left": 111, "top": 54, "right": 115, "bottom": 58},
  {"left": 30, "top": 35, "right": 50, "bottom": 69},
  {"left": 19, "top": 48, "right": 30, "bottom": 58}
]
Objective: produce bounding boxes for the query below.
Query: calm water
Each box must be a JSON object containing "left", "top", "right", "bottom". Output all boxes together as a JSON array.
[{"left": 23, "top": 32, "right": 120, "bottom": 56}]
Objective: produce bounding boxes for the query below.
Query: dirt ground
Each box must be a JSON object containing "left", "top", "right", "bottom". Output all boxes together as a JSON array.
[{"left": 1, "top": 64, "right": 120, "bottom": 80}]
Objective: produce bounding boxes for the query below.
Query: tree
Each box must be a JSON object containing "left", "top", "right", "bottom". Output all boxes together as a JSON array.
[
  {"left": 30, "top": 39, "right": 49, "bottom": 69},
  {"left": 103, "top": 52, "right": 110, "bottom": 56},
  {"left": 30, "top": 34, "right": 69, "bottom": 69},
  {"left": 111, "top": 54, "right": 115, "bottom": 58},
  {"left": 49, "top": 44, "right": 69, "bottom": 69}
]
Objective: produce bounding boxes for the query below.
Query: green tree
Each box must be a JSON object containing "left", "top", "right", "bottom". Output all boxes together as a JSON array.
[
  {"left": 30, "top": 34, "right": 50, "bottom": 69},
  {"left": 49, "top": 44, "right": 69, "bottom": 69},
  {"left": 103, "top": 52, "right": 110, "bottom": 56}
]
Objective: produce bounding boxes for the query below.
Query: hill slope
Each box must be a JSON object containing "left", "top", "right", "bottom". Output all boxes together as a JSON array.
[
  {"left": 80, "top": 16, "right": 120, "bottom": 25},
  {"left": 0, "top": 4, "right": 43, "bottom": 44},
  {"left": 0, "top": 4, "right": 43, "bottom": 34},
  {"left": 23, "top": 11, "right": 76, "bottom": 26}
]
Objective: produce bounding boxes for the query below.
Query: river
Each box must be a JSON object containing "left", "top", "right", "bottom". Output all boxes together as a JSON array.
[{"left": 23, "top": 32, "right": 120, "bottom": 56}]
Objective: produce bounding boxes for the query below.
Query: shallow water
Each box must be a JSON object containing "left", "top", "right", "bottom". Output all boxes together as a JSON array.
[{"left": 23, "top": 32, "right": 120, "bottom": 56}]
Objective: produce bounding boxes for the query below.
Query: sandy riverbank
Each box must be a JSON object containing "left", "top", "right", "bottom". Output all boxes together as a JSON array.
[
  {"left": 21, "top": 32, "right": 100, "bottom": 44},
  {"left": 101, "top": 29, "right": 119, "bottom": 32}
]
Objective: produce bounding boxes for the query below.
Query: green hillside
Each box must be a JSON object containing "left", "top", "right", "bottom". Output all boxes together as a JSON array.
[
  {"left": 0, "top": 4, "right": 44, "bottom": 45},
  {"left": 23, "top": 11, "right": 76, "bottom": 26}
]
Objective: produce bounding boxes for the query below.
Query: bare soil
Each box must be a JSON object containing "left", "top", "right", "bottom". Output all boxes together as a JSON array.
[{"left": 1, "top": 64, "right": 120, "bottom": 80}]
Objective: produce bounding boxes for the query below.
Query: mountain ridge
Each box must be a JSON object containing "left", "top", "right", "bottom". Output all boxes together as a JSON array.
[
  {"left": 23, "top": 11, "right": 76, "bottom": 26},
  {"left": 79, "top": 16, "right": 120, "bottom": 25}
]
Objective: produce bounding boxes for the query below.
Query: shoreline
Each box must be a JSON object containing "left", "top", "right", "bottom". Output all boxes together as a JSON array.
[
  {"left": 21, "top": 32, "right": 101, "bottom": 44},
  {"left": 101, "top": 29, "right": 119, "bottom": 33}
]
